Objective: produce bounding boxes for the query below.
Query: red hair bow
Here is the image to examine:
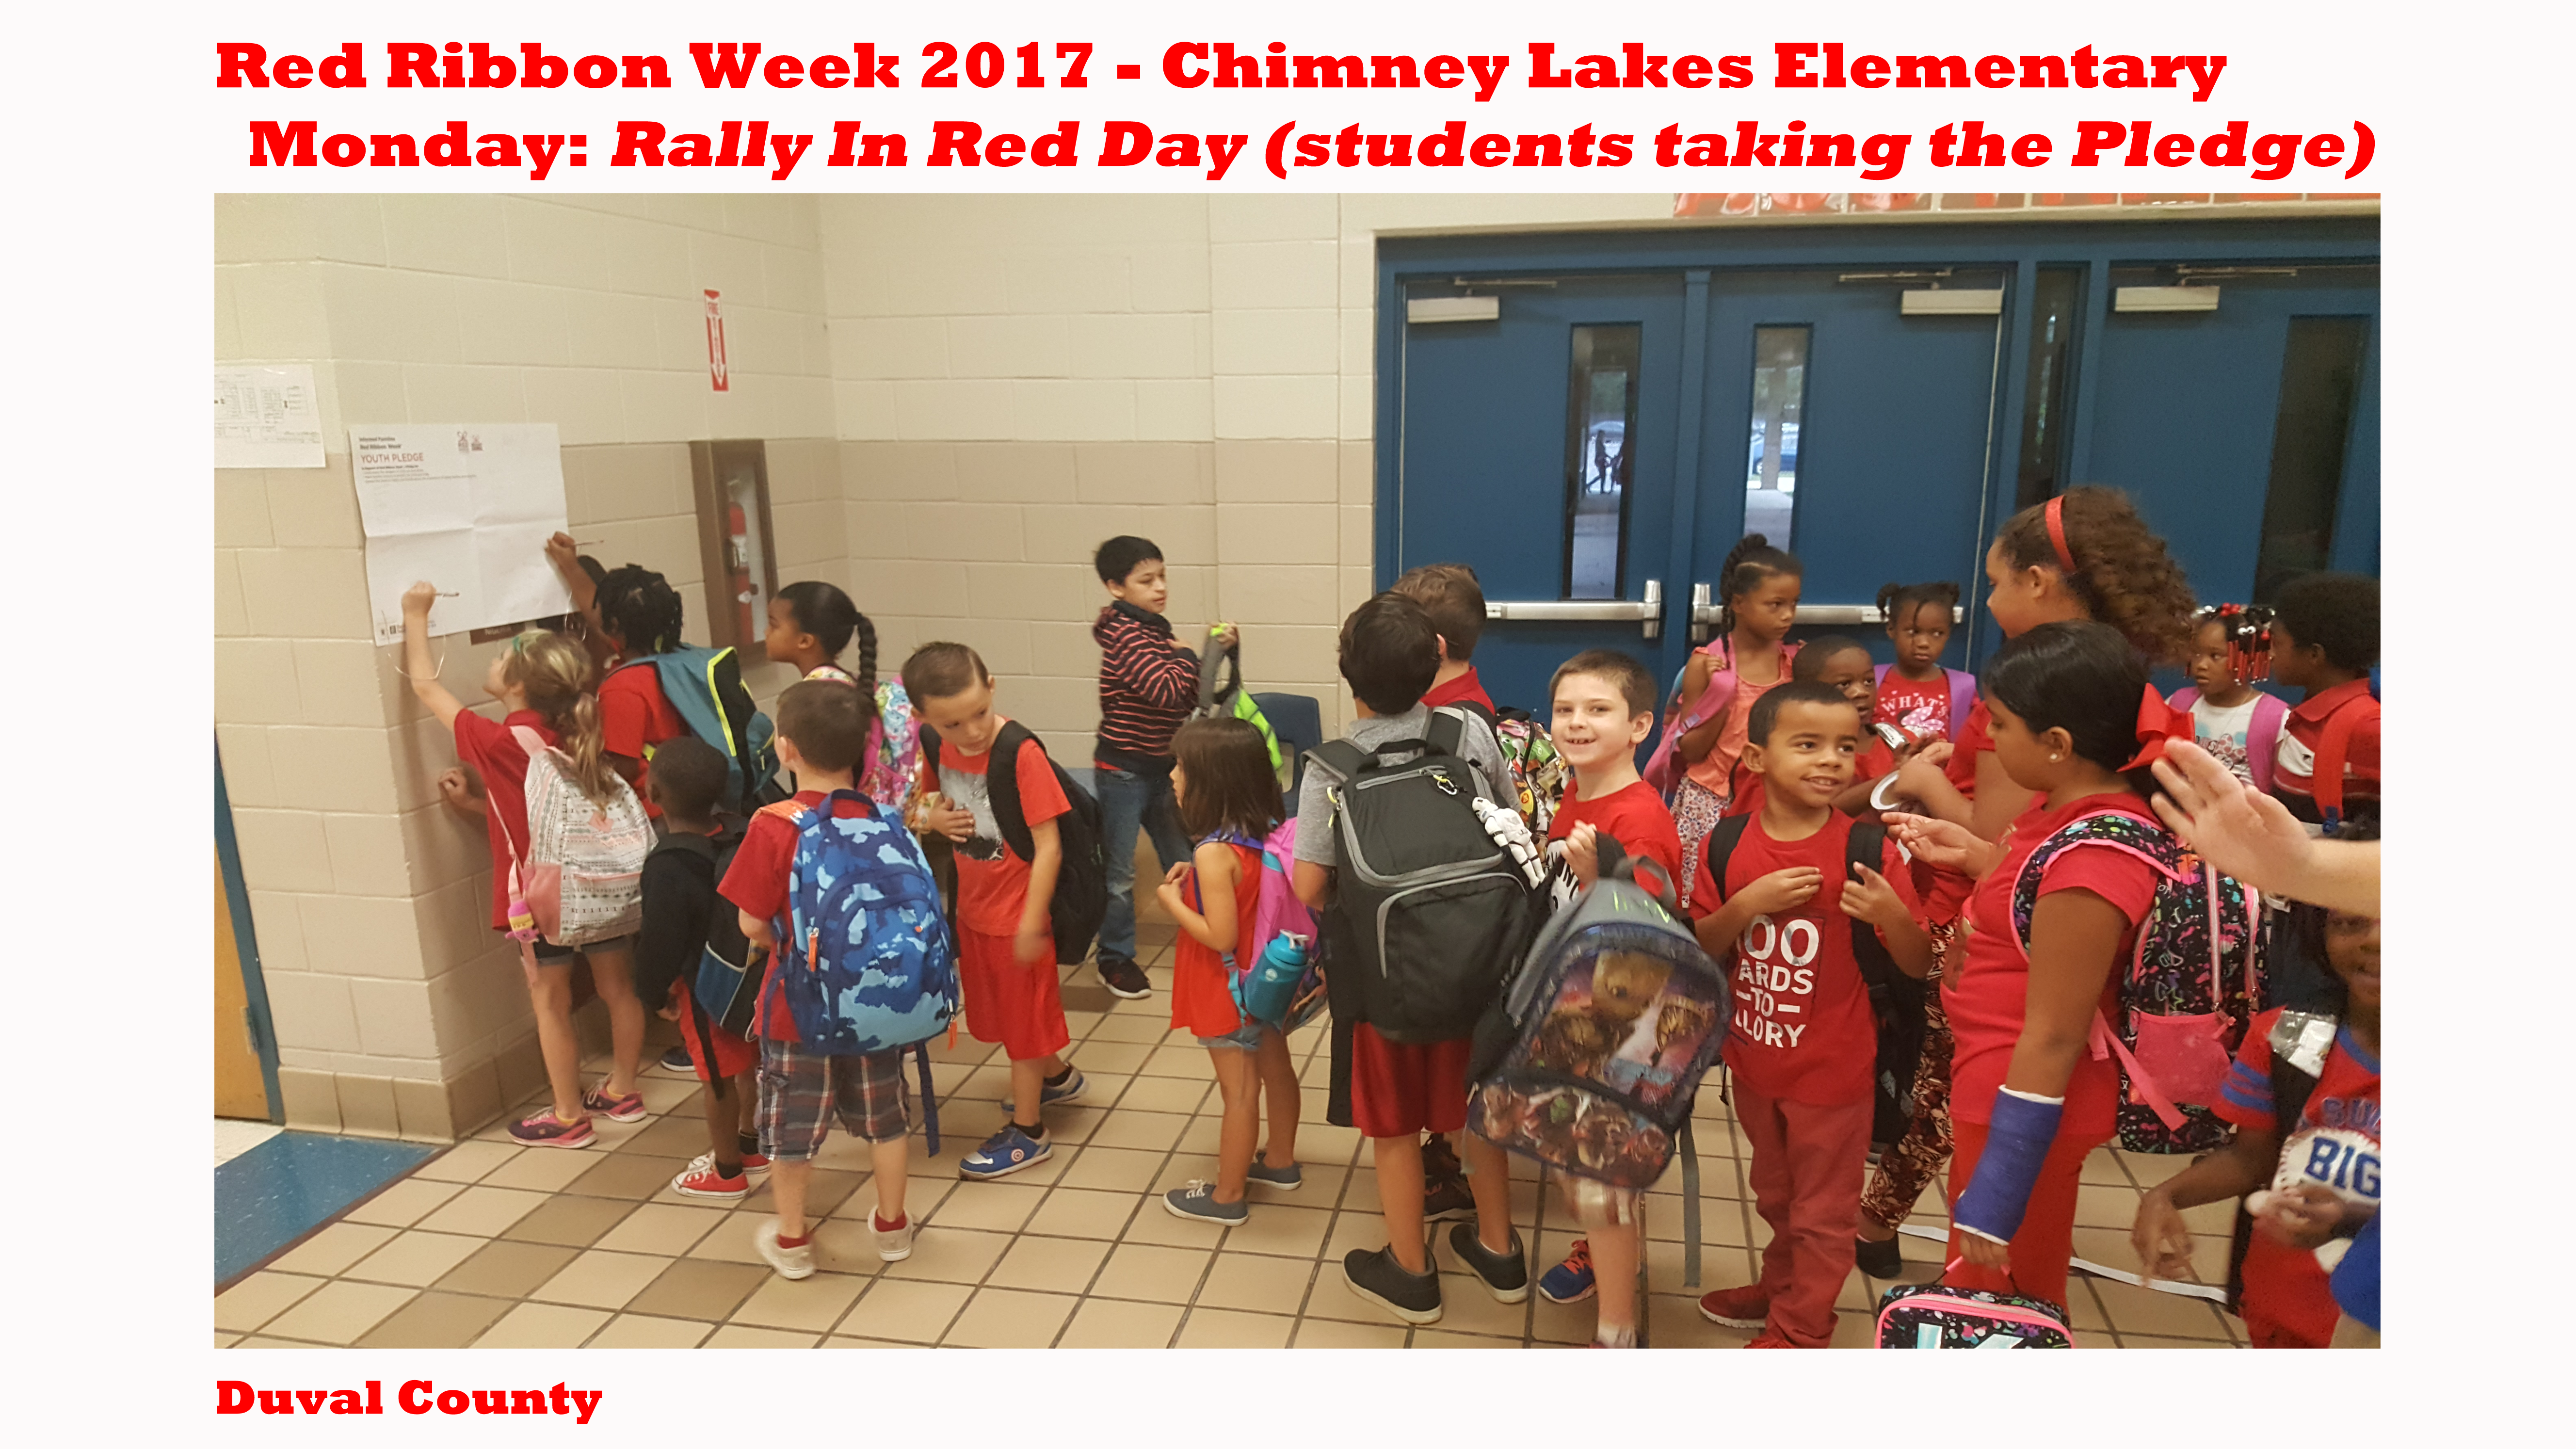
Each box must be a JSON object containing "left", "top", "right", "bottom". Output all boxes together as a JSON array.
[{"left": 2121, "top": 685, "right": 2190, "bottom": 771}]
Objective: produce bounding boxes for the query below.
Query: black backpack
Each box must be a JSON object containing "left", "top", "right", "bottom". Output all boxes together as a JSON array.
[
  {"left": 919, "top": 722, "right": 1109, "bottom": 965},
  {"left": 1305, "top": 708, "right": 1540, "bottom": 1044},
  {"left": 1703, "top": 816, "right": 1928, "bottom": 1145},
  {"left": 640, "top": 828, "right": 763, "bottom": 1107}
]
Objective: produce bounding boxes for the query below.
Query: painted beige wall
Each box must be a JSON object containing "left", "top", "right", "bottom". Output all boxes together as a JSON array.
[{"left": 215, "top": 190, "right": 1684, "bottom": 1140}]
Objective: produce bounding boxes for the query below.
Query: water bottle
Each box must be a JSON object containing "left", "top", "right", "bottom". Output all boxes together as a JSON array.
[{"left": 1240, "top": 932, "right": 1309, "bottom": 1026}]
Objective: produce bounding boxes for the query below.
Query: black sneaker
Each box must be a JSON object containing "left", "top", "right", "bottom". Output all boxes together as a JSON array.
[
  {"left": 654, "top": 1045, "right": 693, "bottom": 1075},
  {"left": 1422, "top": 1132, "right": 1464, "bottom": 1182},
  {"left": 1447, "top": 1223, "right": 1530, "bottom": 1304},
  {"left": 1421, "top": 1174, "right": 1478, "bottom": 1223},
  {"left": 1854, "top": 1233, "right": 1905, "bottom": 1279},
  {"left": 1097, "top": 957, "right": 1152, "bottom": 1000},
  {"left": 1342, "top": 1245, "right": 1443, "bottom": 1325}
]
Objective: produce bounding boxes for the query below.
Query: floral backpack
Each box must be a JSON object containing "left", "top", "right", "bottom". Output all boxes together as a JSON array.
[
  {"left": 857, "top": 678, "right": 920, "bottom": 811},
  {"left": 2009, "top": 809, "right": 2261, "bottom": 1154}
]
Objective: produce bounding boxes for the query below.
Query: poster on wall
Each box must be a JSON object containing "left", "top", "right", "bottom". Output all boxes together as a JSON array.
[
  {"left": 349, "top": 423, "right": 572, "bottom": 644},
  {"left": 213, "top": 364, "right": 324, "bottom": 468}
]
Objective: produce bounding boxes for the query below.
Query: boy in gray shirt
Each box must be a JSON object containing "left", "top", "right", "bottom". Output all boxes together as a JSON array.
[{"left": 1289, "top": 592, "right": 1529, "bottom": 1326}]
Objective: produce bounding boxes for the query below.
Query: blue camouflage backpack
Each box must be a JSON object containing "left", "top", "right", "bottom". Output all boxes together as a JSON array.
[{"left": 770, "top": 791, "right": 959, "bottom": 1054}]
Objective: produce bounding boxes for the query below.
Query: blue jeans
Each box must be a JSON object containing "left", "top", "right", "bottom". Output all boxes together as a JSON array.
[{"left": 1095, "top": 762, "right": 1191, "bottom": 967}]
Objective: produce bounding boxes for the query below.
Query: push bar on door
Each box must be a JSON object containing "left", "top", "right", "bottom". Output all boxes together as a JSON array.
[
  {"left": 1483, "top": 579, "right": 1663, "bottom": 640},
  {"left": 1688, "top": 584, "right": 1965, "bottom": 641}
]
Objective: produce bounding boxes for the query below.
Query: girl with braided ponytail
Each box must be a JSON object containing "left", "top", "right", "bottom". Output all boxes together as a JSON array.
[
  {"left": 1642, "top": 533, "right": 1804, "bottom": 905},
  {"left": 539, "top": 539, "right": 699, "bottom": 821},
  {"left": 763, "top": 580, "right": 919, "bottom": 810},
  {"left": 402, "top": 581, "right": 651, "bottom": 1149}
]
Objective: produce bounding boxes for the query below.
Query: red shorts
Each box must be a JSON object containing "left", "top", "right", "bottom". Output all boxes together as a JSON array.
[
  {"left": 958, "top": 928, "right": 1070, "bottom": 1062},
  {"left": 672, "top": 985, "right": 759, "bottom": 1084},
  {"left": 1350, "top": 1023, "right": 1470, "bottom": 1139}
]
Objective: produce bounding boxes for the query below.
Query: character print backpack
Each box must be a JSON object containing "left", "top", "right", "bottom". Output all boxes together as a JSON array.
[
  {"left": 1468, "top": 844, "right": 1727, "bottom": 1191},
  {"left": 509, "top": 726, "right": 651, "bottom": 948},
  {"left": 1876, "top": 1283, "right": 2074, "bottom": 1349},
  {"left": 1457, "top": 701, "right": 1568, "bottom": 835},
  {"left": 2009, "top": 809, "right": 2261, "bottom": 1154}
]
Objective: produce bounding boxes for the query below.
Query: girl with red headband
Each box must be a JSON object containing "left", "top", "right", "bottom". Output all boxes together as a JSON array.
[
  {"left": 1885, "top": 620, "right": 2196, "bottom": 1309},
  {"left": 1895, "top": 486, "right": 2199, "bottom": 843},
  {"left": 1857, "top": 488, "right": 2198, "bottom": 1280}
]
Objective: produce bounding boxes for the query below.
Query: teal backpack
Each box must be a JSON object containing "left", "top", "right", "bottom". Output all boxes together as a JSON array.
[{"left": 617, "top": 646, "right": 784, "bottom": 813}]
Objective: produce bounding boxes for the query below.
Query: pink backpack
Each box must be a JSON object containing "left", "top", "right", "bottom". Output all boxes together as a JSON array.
[
  {"left": 1642, "top": 637, "right": 1799, "bottom": 798},
  {"left": 1249, "top": 818, "right": 1315, "bottom": 956}
]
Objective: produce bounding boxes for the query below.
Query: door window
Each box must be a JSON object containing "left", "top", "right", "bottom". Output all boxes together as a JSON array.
[
  {"left": 1563, "top": 325, "right": 1641, "bottom": 599},
  {"left": 1739, "top": 325, "right": 1811, "bottom": 545}
]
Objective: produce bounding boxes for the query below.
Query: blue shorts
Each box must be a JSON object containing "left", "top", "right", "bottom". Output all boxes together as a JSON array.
[{"left": 1197, "top": 1018, "right": 1269, "bottom": 1052}]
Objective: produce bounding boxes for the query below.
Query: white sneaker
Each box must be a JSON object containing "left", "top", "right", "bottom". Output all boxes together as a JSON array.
[
  {"left": 754, "top": 1221, "right": 815, "bottom": 1280},
  {"left": 874, "top": 1213, "right": 916, "bottom": 1262}
]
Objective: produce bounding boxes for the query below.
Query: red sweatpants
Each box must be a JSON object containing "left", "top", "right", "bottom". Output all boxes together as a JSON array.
[
  {"left": 1735, "top": 1080, "right": 1875, "bottom": 1348},
  {"left": 1942, "top": 1118, "right": 2107, "bottom": 1311}
]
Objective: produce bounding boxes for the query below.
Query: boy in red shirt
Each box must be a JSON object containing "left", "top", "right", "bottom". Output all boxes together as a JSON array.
[
  {"left": 2133, "top": 879, "right": 2381, "bottom": 1347},
  {"left": 1395, "top": 563, "right": 1497, "bottom": 713},
  {"left": 1689, "top": 681, "right": 1934, "bottom": 1347},
  {"left": 2264, "top": 572, "right": 2380, "bottom": 826},
  {"left": 1526, "top": 649, "right": 1683, "bottom": 1347},
  {"left": 720, "top": 682, "right": 920, "bottom": 1277},
  {"left": 902, "top": 642, "right": 1084, "bottom": 1181}
]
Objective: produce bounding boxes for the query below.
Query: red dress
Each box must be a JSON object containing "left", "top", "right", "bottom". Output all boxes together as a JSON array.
[{"left": 1171, "top": 840, "right": 1262, "bottom": 1038}]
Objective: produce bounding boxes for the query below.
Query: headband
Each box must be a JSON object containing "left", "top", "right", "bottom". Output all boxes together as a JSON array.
[
  {"left": 2120, "top": 684, "right": 2192, "bottom": 772},
  {"left": 2044, "top": 495, "right": 2078, "bottom": 575}
]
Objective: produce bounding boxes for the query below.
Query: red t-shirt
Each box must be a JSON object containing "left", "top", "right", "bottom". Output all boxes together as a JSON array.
[
  {"left": 2273, "top": 678, "right": 2381, "bottom": 810},
  {"left": 1171, "top": 840, "right": 1262, "bottom": 1037},
  {"left": 1422, "top": 667, "right": 1496, "bottom": 714},
  {"left": 718, "top": 790, "right": 884, "bottom": 1043},
  {"left": 1690, "top": 811, "right": 1918, "bottom": 1105},
  {"left": 1876, "top": 671, "right": 1954, "bottom": 742},
  {"left": 920, "top": 724, "right": 1071, "bottom": 936},
  {"left": 455, "top": 708, "right": 557, "bottom": 930},
  {"left": 1548, "top": 778, "right": 1685, "bottom": 887},
  {"left": 1944, "top": 697, "right": 1992, "bottom": 798},
  {"left": 2215, "top": 1007, "right": 2382, "bottom": 1347},
  {"left": 1945, "top": 793, "right": 2162, "bottom": 1138},
  {"left": 599, "top": 663, "right": 691, "bottom": 818}
]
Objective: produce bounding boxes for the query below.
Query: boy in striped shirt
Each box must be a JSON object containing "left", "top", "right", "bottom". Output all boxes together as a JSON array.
[{"left": 1091, "top": 535, "right": 1231, "bottom": 1001}]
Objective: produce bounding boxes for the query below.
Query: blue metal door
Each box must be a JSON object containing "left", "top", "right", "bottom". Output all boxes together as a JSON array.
[
  {"left": 1393, "top": 276, "right": 1689, "bottom": 712},
  {"left": 1690, "top": 271, "right": 2006, "bottom": 646},
  {"left": 2081, "top": 266, "right": 2381, "bottom": 603}
]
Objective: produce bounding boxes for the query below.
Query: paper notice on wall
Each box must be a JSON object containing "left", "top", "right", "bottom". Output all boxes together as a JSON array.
[
  {"left": 214, "top": 365, "right": 325, "bottom": 468},
  {"left": 350, "top": 423, "right": 572, "bottom": 644}
]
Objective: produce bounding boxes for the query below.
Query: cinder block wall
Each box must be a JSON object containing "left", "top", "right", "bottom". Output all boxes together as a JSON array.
[
  {"left": 215, "top": 195, "right": 838, "bottom": 1141},
  {"left": 215, "top": 191, "right": 1677, "bottom": 1141}
]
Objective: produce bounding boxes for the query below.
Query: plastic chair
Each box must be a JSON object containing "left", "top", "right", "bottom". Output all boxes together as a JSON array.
[{"left": 1253, "top": 691, "right": 1324, "bottom": 815}]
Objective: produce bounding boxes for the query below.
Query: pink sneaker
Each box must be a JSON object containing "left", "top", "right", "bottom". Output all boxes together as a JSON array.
[
  {"left": 581, "top": 1086, "right": 646, "bottom": 1122},
  {"left": 508, "top": 1110, "right": 596, "bottom": 1149}
]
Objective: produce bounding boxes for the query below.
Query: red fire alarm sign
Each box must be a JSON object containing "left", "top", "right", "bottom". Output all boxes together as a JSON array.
[{"left": 704, "top": 290, "right": 729, "bottom": 392}]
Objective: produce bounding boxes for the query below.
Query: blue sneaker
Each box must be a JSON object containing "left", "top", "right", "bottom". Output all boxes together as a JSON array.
[
  {"left": 1538, "top": 1238, "right": 1596, "bottom": 1305},
  {"left": 959, "top": 1124, "right": 1051, "bottom": 1180},
  {"left": 994, "top": 1065, "right": 1087, "bottom": 1111},
  {"left": 1246, "top": 1158, "right": 1303, "bottom": 1191},
  {"left": 1162, "top": 1181, "right": 1249, "bottom": 1225}
]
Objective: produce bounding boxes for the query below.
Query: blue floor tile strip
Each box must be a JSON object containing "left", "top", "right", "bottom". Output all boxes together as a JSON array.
[{"left": 216, "top": 1131, "right": 434, "bottom": 1285}]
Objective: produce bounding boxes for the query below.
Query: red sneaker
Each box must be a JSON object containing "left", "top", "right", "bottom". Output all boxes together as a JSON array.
[
  {"left": 687, "top": 1151, "right": 770, "bottom": 1180},
  {"left": 1744, "top": 1333, "right": 1797, "bottom": 1349},
  {"left": 671, "top": 1162, "right": 754, "bottom": 1200},
  {"left": 1696, "top": 1284, "right": 1771, "bottom": 1329},
  {"left": 508, "top": 1110, "right": 596, "bottom": 1149}
]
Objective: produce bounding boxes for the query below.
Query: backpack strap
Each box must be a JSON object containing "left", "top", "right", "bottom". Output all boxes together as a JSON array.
[
  {"left": 1426, "top": 706, "right": 1468, "bottom": 759},
  {"left": 2311, "top": 694, "right": 2377, "bottom": 828},
  {"left": 982, "top": 722, "right": 1040, "bottom": 863},
  {"left": 1844, "top": 821, "right": 1903, "bottom": 989},
  {"left": 2245, "top": 694, "right": 2289, "bottom": 796},
  {"left": 1947, "top": 669, "right": 1978, "bottom": 737},
  {"left": 1702, "top": 814, "right": 1754, "bottom": 907}
]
